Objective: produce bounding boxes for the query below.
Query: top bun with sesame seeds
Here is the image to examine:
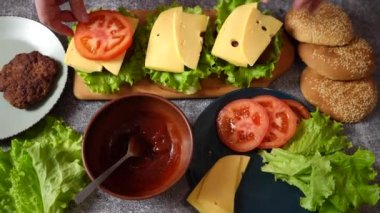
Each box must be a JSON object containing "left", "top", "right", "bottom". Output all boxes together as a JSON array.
[
  {"left": 300, "top": 67, "right": 378, "bottom": 123},
  {"left": 285, "top": 2, "right": 354, "bottom": 46},
  {"left": 298, "top": 37, "right": 375, "bottom": 80}
]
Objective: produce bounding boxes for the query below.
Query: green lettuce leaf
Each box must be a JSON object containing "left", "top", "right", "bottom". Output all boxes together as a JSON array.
[
  {"left": 0, "top": 148, "right": 14, "bottom": 212},
  {"left": 260, "top": 111, "right": 380, "bottom": 212},
  {"left": 321, "top": 150, "right": 380, "bottom": 212},
  {"left": 284, "top": 110, "right": 352, "bottom": 156},
  {"left": 75, "top": 7, "right": 146, "bottom": 94},
  {"left": 261, "top": 150, "right": 335, "bottom": 211},
  {"left": 0, "top": 116, "right": 87, "bottom": 213}
]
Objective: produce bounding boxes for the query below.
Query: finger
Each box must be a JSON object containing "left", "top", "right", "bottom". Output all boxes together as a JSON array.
[
  {"left": 56, "top": 0, "right": 67, "bottom": 5},
  {"left": 59, "top": 10, "right": 76, "bottom": 22},
  {"left": 68, "top": 0, "right": 89, "bottom": 23},
  {"left": 50, "top": 20, "right": 74, "bottom": 36},
  {"left": 308, "top": 0, "right": 322, "bottom": 12},
  {"left": 292, "top": 0, "right": 306, "bottom": 9}
]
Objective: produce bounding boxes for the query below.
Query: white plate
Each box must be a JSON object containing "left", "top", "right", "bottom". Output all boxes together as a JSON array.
[{"left": 0, "top": 16, "right": 68, "bottom": 139}]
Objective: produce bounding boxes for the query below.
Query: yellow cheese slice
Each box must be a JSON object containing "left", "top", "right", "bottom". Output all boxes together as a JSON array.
[
  {"left": 187, "top": 155, "right": 250, "bottom": 213},
  {"left": 211, "top": 3, "right": 282, "bottom": 67},
  {"left": 187, "top": 173, "right": 208, "bottom": 212},
  {"left": 211, "top": 3, "right": 258, "bottom": 67},
  {"left": 174, "top": 12, "right": 209, "bottom": 70},
  {"left": 64, "top": 41, "right": 103, "bottom": 73},
  {"left": 145, "top": 7, "right": 184, "bottom": 72},
  {"left": 64, "top": 16, "right": 139, "bottom": 75},
  {"left": 242, "top": 9, "right": 282, "bottom": 66}
]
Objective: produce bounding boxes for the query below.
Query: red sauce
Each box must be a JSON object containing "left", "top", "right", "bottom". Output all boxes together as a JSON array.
[{"left": 103, "top": 111, "right": 181, "bottom": 196}]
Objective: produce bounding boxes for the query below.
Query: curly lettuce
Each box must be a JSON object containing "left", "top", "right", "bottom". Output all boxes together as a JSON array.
[
  {"left": 0, "top": 117, "right": 87, "bottom": 213},
  {"left": 260, "top": 111, "right": 380, "bottom": 212}
]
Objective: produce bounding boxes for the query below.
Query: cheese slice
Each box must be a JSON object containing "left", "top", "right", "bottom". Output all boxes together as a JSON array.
[
  {"left": 187, "top": 155, "right": 250, "bottom": 213},
  {"left": 211, "top": 3, "right": 258, "bottom": 67},
  {"left": 64, "top": 16, "right": 139, "bottom": 75},
  {"left": 174, "top": 12, "right": 209, "bottom": 70},
  {"left": 64, "top": 41, "right": 103, "bottom": 73},
  {"left": 145, "top": 7, "right": 184, "bottom": 72},
  {"left": 211, "top": 3, "right": 282, "bottom": 67},
  {"left": 242, "top": 9, "right": 282, "bottom": 66},
  {"left": 100, "top": 51, "right": 127, "bottom": 75}
]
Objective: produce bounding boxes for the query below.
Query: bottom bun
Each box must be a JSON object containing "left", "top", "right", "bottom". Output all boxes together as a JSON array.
[{"left": 300, "top": 67, "right": 377, "bottom": 123}]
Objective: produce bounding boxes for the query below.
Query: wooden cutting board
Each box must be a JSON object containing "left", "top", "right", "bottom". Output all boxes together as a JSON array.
[{"left": 72, "top": 10, "right": 295, "bottom": 100}]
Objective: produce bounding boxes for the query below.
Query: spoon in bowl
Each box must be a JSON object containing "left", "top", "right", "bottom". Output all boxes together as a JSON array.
[{"left": 74, "top": 137, "right": 137, "bottom": 204}]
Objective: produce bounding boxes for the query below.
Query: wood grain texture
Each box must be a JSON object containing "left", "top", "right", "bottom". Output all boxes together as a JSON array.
[{"left": 73, "top": 10, "right": 295, "bottom": 100}]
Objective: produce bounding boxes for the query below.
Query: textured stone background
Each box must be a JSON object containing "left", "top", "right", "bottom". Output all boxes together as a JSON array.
[{"left": 0, "top": 0, "right": 379, "bottom": 212}]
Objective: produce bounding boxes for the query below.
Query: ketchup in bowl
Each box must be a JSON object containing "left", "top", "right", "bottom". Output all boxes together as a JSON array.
[{"left": 83, "top": 94, "right": 193, "bottom": 199}]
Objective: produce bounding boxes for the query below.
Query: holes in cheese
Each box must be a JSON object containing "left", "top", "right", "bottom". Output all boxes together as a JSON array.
[
  {"left": 187, "top": 155, "right": 250, "bottom": 213},
  {"left": 231, "top": 40, "right": 239, "bottom": 47},
  {"left": 211, "top": 3, "right": 282, "bottom": 67},
  {"left": 145, "top": 7, "right": 209, "bottom": 73}
]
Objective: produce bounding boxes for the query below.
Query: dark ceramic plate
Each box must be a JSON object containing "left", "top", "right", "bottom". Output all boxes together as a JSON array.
[{"left": 187, "top": 87, "right": 313, "bottom": 213}]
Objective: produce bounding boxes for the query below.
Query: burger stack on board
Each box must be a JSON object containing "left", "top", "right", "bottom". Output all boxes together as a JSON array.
[{"left": 284, "top": 2, "right": 377, "bottom": 123}]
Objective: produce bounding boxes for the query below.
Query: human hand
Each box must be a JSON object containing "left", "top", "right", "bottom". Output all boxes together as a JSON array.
[
  {"left": 293, "top": 0, "right": 323, "bottom": 11},
  {"left": 34, "top": 0, "right": 89, "bottom": 36},
  {"left": 261, "top": 0, "right": 322, "bottom": 11}
]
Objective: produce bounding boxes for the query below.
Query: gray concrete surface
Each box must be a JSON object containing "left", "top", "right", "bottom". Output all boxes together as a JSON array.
[{"left": 1, "top": 0, "right": 379, "bottom": 212}]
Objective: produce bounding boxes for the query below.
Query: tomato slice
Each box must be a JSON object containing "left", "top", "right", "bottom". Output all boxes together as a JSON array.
[
  {"left": 282, "top": 99, "right": 310, "bottom": 120},
  {"left": 74, "top": 10, "right": 133, "bottom": 60},
  {"left": 216, "top": 99, "right": 270, "bottom": 152},
  {"left": 252, "top": 95, "right": 298, "bottom": 149}
]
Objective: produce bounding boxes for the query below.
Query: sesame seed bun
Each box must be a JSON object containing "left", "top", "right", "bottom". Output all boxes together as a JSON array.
[
  {"left": 298, "top": 37, "right": 375, "bottom": 80},
  {"left": 285, "top": 2, "right": 354, "bottom": 46},
  {"left": 300, "top": 67, "right": 377, "bottom": 123}
]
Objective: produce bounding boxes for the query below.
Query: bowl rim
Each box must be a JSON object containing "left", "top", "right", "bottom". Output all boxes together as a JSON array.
[{"left": 82, "top": 92, "right": 194, "bottom": 200}]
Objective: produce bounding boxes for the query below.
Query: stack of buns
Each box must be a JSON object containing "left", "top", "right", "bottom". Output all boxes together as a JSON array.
[{"left": 284, "top": 2, "right": 377, "bottom": 123}]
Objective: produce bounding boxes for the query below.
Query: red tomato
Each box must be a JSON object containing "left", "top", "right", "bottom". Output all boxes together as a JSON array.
[
  {"left": 252, "top": 95, "right": 298, "bottom": 149},
  {"left": 282, "top": 99, "right": 310, "bottom": 120},
  {"left": 216, "top": 99, "right": 270, "bottom": 152},
  {"left": 74, "top": 10, "right": 133, "bottom": 60}
]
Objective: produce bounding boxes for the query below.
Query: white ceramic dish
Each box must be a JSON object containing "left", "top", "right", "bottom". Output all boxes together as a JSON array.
[{"left": 0, "top": 16, "right": 68, "bottom": 139}]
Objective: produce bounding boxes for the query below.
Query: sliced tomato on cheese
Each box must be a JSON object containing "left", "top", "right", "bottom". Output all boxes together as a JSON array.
[
  {"left": 216, "top": 99, "right": 270, "bottom": 152},
  {"left": 252, "top": 95, "right": 298, "bottom": 149},
  {"left": 282, "top": 99, "right": 310, "bottom": 120},
  {"left": 74, "top": 10, "right": 133, "bottom": 60}
]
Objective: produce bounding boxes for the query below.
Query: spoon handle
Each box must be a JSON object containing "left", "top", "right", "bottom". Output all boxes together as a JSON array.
[{"left": 74, "top": 153, "right": 130, "bottom": 204}]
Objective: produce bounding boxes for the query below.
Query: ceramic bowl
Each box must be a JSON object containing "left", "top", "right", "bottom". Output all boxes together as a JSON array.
[{"left": 82, "top": 93, "right": 193, "bottom": 199}]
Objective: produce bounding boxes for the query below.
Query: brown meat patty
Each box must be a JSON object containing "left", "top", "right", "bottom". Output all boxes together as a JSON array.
[{"left": 0, "top": 51, "right": 59, "bottom": 109}]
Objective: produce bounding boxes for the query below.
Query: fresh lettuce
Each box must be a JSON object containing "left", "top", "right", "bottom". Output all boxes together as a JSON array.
[
  {"left": 144, "top": 5, "right": 218, "bottom": 94},
  {"left": 260, "top": 111, "right": 380, "bottom": 212},
  {"left": 214, "top": 0, "right": 283, "bottom": 87},
  {"left": 0, "top": 116, "right": 87, "bottom": 213},
  {"left": 284, "top": 110, "right": 352, "bottom": 155},
  {"left": 75, "top": 7, "right": 146, "bottom": 94}
]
